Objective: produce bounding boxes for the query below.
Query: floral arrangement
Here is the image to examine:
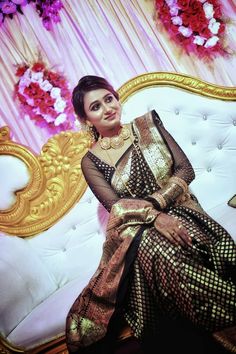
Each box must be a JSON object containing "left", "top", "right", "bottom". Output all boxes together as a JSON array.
[
  {"left": 30, "top": 0, "right": 63, "bottom": 31},
  {"left": 0, "top": 0, "right": 63, "bottom": 30},
  {"left": 14, "top": 61, "right": 76, "bottom": 134},
  {"left": 155, "top": 0, "right": 227, "bottom": 59}
]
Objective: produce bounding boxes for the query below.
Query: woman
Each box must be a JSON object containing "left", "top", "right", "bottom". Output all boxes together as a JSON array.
[{"left": 66, "top": 75, "right": 236, "bottom": 354}]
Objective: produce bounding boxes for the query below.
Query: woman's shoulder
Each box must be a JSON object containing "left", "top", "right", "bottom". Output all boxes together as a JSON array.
[{"left": 133, "top": 109, "right": 163, "bottom": 129}]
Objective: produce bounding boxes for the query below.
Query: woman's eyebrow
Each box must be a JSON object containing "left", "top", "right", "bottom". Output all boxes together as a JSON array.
[{"left": 89, "top": 94, "right": 111, "bottom": 109}]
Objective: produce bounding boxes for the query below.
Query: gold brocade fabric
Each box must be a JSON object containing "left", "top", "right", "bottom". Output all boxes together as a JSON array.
[
  {"left": 66, "top": 198, "right": 159, "bottom": 352},
  {"left": 66, "top": 111, "right": 236, "bottom": 352}
]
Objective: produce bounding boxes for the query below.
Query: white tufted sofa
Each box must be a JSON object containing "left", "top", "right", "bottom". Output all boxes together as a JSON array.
[{"left": 0, "top": 72, "right": 236, "bottom": 354}]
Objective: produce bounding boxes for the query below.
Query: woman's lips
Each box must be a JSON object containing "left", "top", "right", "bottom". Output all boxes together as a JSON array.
[{"left": 105, "top": 113, "right": 116, "bottom": 120}]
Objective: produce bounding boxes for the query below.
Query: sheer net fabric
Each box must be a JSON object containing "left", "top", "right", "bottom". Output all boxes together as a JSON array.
[{"left": 81, "top": 110, "right": 195, "bottom": 212}]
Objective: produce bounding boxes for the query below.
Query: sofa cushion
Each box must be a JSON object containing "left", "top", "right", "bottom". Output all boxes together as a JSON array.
[
  {"left": 0, "top": 235, "right": 57, "bottom": 337},
  {"left": 7, "top": 246, "right": 104, "bottom": 350}
]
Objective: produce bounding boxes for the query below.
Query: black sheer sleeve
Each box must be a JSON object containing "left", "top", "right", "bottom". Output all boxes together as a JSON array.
[
  {"left": 145, "top": 110, "right": 195, "bottom": 209},
  {"left": 81, "top": 154, "right": 120, "bottom": 212},
  {"left": 152, "top": 110, "right": 195, "bottom": 185}
]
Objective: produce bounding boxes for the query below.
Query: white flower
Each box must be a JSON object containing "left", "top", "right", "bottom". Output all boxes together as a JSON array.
[
  {"left": 42, "top": 114, "right": 56, "bottom": 123},
  {"left": 23, "top": 68, "right": 31, "bottom": 79},
  {"left": 208, "top": 18, "right": 220, "bottom": 34},
  {"left": 40, "top": 80, "right": 53, "bottom": 92},
  {"left": 171, "top": 16, "right": 182, "bottom": 26},
  {"left": 204, "top": 36, "right": 219, "bottom": 48},
  {"left": 193, "top": 35, "right": 206, "bottom": 46},
  {"left": 199, "top": 0, "right": 206, "bottom": 3},
  {"left": 33, "top": 107, "right": 40, "bottom": 114},
  {"left": 54, "top": 113, "right": 67, "bottom": 126},
  {"left": 178, "top": 26, "right": 193, "bottom": 38},
  {"left": 30, "top": 71, "right": 44, "bottom": 83},
  {"left": 26, "top": 98, "right": 35, "bottom": 106},
  {"left": 203, "top": 2, "right": 214, "bottom": 19},
  {"left": 54, "top": 98, "right": 66, "bottom": 113},
  {"left": 165, "top": 0, "right": 177, "bottom": 6},
  {"left": 50, "top": 87, "right": 61, "bottom": 99},
  {"left": 19, "top": 77, "right": 31, "bottom": 88},
  {"left": 170, "top": 6, "right": 179, "bottom": 16}
]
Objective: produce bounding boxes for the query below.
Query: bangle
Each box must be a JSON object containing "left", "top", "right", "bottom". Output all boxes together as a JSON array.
[{"left": 169, "top": 176, "right": 188, "bottom": 193}]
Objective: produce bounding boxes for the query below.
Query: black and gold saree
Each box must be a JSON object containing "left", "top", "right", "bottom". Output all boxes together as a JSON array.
[{"left": 66, "top": 110, "right": 236, "bottom": 353}]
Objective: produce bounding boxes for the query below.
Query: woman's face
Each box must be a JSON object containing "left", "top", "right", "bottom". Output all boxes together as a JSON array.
[{"left": 83, "top": 88, "right": 121, "bottom": 136}]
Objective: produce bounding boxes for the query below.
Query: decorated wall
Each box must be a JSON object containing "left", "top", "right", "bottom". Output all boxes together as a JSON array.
[{"left": 0, "top": 0, "right": 236, "bottom": 152}]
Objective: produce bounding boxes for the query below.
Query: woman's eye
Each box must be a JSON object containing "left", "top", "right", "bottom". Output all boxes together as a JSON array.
[
  {"left": 106, "top": 95, "right": 113, "bottom": 103},
  {"left": 91, "top": 103, "right": 100, "bottom": 111}
]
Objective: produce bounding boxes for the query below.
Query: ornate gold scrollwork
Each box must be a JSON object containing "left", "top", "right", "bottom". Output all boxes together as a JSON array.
[
  {"left": 0, "top": 128, "right": 92, "bottom": 237},
  {"left": 118, "top": 72, "right": 236, "bottom": 103}
]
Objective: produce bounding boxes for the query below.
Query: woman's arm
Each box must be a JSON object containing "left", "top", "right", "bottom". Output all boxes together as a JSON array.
[
  {"left": 146, "top": 110, "right": 195, "bottom": 210},
  {"left": 81, "top": 153, "right": 191, "bottom": 247},
  {"left": 81, "top": 154, "right": 120, "bottom": 212}
]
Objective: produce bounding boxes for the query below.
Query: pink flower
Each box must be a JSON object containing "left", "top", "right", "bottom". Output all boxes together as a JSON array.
[
  {"left": 11, "top": 0, "right": 27, "bottom": 5},
  {"left": 1, "top": 1, "right": 17, "bottom": 14},
  {"left": 0, "top": 13, "right": 4, "bottom": 26}
]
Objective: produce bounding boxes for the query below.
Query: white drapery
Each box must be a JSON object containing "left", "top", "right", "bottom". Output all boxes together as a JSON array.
[{"left": 0, "top": 0, "right": 236, "bottom": 151}]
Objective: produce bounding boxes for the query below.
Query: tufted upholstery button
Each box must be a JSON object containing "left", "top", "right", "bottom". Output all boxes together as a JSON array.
[
  {"left": 175, "top": 109, "right": 179, "bottom": 115},
  {"left": 207, "top": 167, "right": 212, "bottom": 172},
  {"left": 72, "top": 225, "right": 76, "bottom": 230},
  {"left": 218, "top": 144, "right": 222, "bottom": 150},
  {"left": 192, "top": 141, "right": 196, "bottom": 145},
  {"left": 233, "top": 120, "right": 236, "bottom": 126},
  {"left": 203, "top": 114, "right": 207, "bottom": 120}
]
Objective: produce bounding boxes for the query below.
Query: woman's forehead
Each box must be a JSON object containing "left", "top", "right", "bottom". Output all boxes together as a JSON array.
[{"left": 84, "top": 88, "right": 111, "bottom": 106}]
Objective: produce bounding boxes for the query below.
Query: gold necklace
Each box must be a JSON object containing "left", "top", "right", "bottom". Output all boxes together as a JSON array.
[{"left": 99, "top": 125, "right": 130, "bottom": 150}]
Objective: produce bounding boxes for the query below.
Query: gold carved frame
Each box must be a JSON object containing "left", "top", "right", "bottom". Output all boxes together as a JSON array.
[{"left": 0, "top": 127, "right": 92, "bottom": 237}]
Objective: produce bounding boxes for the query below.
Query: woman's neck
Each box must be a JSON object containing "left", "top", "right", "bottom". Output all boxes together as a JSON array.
[{"left": 99, "top": 125, "right": 122, "bottom": 138}]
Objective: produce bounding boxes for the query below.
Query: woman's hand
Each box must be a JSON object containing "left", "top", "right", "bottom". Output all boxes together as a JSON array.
[{"left": 154, "top": 212, "right": 192, "bottom": 247}]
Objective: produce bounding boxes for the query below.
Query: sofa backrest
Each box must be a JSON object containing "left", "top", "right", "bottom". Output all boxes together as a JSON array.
[{"left": 119, "top": 72, "right": 236, "bottom": 213}]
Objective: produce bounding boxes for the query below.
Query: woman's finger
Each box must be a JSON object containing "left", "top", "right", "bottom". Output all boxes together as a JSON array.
[
  {"left": 162, "top": 230, "right": 178, "bottom": 246},
  {"left": 170, "top": 230, "right": 186, "bottom": 247},
  {"left": 175, "top": 225, "right": 192, "bottom": 246}
]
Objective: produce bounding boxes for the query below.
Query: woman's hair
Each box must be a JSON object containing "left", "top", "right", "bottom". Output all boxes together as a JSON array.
[{"left": 72, "top": 75, "right": 119, "bottom": 122}]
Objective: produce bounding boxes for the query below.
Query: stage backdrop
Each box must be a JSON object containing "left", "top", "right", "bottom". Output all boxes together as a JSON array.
[{"left": 0, "top": 0, "right": 236, "bottom": 151}]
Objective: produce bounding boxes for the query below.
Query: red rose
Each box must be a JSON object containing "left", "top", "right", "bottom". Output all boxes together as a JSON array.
[
  {"left": 16, "top": 66, "right": 28, "bottom": 77},
  {"left": 188, "top": 0, "right": 202, "bottom": 16},
  {"left": 190, "top": 14, "right": 207, "bottom": 33},
  {"left": 32, "top": 62, "right": 45, "bottom": 72},
  {"left": 178, "top": 0, "right": 191, "bottom": 11}
]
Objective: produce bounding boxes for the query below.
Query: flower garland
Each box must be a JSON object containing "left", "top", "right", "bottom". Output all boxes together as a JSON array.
[
  {"left": 0, "top": 0, "right": 63, "bottom": 30},
  {"left": 14, "top": 62, "right": 76, "bottom": 134},
  {"left": 155, "top": 0, "right": 227, "bottom": 59}
]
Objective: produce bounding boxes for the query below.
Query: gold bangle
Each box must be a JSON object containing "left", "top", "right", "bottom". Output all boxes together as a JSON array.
[
  {"left": 169, "top": 176, "right": 188, "bottom": 193},
  {"left": 151, "top": 193, "right": 167, "bottom": 209}
]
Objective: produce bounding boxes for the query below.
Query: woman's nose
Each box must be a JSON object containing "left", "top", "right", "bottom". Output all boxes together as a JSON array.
[{"left": 104, "top": 103, "right": 112, "bottom": 113}]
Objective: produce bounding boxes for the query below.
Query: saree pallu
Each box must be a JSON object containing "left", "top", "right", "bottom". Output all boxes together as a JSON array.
[{"left": 65, "top": 198, "right": 159, "bottom": 353}]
